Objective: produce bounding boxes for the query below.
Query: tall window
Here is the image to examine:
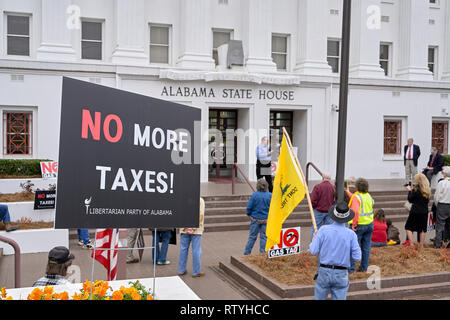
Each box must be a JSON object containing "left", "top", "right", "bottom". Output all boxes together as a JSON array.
[
  {"left": 212, "top": 30, "right": 232, "bottom": 65},
  {"left": 380, "top": 43, "right": 391, "bottom": 76},
  {"left": 428, "top": 47, "right": 438, "bottom": 79},
  {"left": 81, "top": 21, "right": 102, "bottom": 60},
  {"left": 7, "top": 15, "right": 30, "bottom": 56},
  {"left": 327, "top": 40, "right": 340, "bottom": 73},
  {"left": 150, "top": 25, "right": 170, "bottom": 64},
  {"left": 3, "top": 112, "right": 33, "bottom": 155},
  {"left": 432, "top": 121, "right": 448, "bottom": 154},
  {"left": 384, "top": 120, "right": 402, "bottom": 155},
  {"left": 270, "top": 111, "right": 293, "bottom": 148},
  {"left": 272, "top": 35, "right": 288, "bottom": 71}
]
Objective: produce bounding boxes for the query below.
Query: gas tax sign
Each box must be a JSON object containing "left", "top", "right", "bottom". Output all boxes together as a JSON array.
[
  {"left": 55, "top": 77, "right": 200, "bottom": 229},
  {"left": 267, "top": 227, "right": 301, "bottom": 259}
]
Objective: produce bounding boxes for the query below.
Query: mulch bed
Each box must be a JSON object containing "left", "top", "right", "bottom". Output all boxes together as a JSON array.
[
  {"left": 0, "top": 175, "right": 41, "bottom": 179},
  {"left": 243, "top": 245, "right": 450, "bottom": 286},
  {"left": 0, "top": 221, "right": 54, "bottom": 231},
  {"left": 0, "top": 191, "right": 35, "bottom": 202}
]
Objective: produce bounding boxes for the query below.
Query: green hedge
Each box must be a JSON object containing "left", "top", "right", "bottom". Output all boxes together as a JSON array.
[
  {"left": 0, "top": 159, "right": 52, "bottom": 177},
  {"left": 444, "top": 155, "right": 450, "bottom": 166}
]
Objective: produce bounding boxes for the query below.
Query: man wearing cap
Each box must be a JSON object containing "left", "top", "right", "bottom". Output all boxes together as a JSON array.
[
  {"left": 309, "top": 202, "right": 361, "bottom": 300},
  {"left": 33, "top": 246, "right": 75, "bottom": 287}
]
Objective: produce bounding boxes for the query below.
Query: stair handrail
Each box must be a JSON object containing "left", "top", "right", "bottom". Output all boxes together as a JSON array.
[
  {"left": 0, "top": 234, "right": 21, "bottom": 288},
  {"left": 232, "top": 163, "right": 256, "bottom": 195},
  {"left": 305, "top": 162, "right": 323, "bottom": 188}
]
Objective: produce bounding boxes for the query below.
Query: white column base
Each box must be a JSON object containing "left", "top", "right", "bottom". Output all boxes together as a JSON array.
[
  {"left": 36, "top": 43, "right": 76, "bottom": 62},
  {"left": 245, "top": 57, "right": 277, "bottom": 73},
  {"left": 442, "top": 71, "right": 450, "bottom": 81},
  {"left": 396, "top": 67, "right": 434, "bottom": 81},
  {"left": 111, "top": 47, "right": 148, "bottom": 65},
  {"left": 176, "top": 54, "right": 216, "bottom": 70},
  {"left": 294, "top": 60, "right": 332, "bottom": 76},
  {"left": 349, "top": 63, "right": 386, "bottom": 78}
]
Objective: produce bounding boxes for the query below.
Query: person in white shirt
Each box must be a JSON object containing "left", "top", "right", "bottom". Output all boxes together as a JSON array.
[{"left": 433, "top": 166, "right": 450, "bottom": 248}]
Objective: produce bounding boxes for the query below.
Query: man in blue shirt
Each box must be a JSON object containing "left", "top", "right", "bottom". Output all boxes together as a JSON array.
[
  {"left": 309, "top": 201, "right": 361, "bottom": 300},
  {"left": 256, "top": 136, "right": 273, "bottom": 192},
  {"left": 244, "top": 179, "right": 272, "bottom": 255}
]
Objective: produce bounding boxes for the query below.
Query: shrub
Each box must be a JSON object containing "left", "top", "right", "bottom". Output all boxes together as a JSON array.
[
  {"left": 443, "top": 154, "right": 450, "bottom": 166},
  {"left": 0, "top": 159, "right": 52, "bottom": 177}
]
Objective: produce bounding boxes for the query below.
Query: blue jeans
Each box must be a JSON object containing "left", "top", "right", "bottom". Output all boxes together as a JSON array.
[
  {"left": 77, "top": 229, "right": 90, "bottom": 245},
  {"left": 152, "top": 230, "right": 171, "bottom": 263},
  {"left": 0, "top": 204, "right": 11, "bottom": 224},
  {"left": 311, "top": 209, "right": 333, "bottom": 240},
  {"left": 178, "top": 234, "right": 202, "bottom": 275},
  {"left": 244, "top": 221, "right": 267, "bottom": 255},
  {"left": 314, "top": 267, "right": 349, "bottom": 300},
  {"left": 371, "top": 241, "right": 387, "bottom": 247},
  {"left": 350, "top": 223, "right": 374, "bottom": 273}
]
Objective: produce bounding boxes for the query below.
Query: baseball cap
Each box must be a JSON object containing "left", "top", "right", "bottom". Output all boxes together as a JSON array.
[{"left": 48, "top": 246, "right": 75, "bottom": 264}]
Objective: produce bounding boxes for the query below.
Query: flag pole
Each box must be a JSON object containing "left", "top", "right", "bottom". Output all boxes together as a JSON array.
[
  {"left": 282, "top": 127, "right": 318, "bottom": 236},
  {"left": 90, "top": 229, "right": 98, "bottom": 300}
]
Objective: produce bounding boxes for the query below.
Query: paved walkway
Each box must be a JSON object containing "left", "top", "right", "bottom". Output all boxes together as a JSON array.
[{"left": 0, "top": 220, "right": 442, "bottom": 300}]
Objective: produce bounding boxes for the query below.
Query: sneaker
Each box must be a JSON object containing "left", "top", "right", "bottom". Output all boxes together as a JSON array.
[
  {"left": 178, "top": 271, "right": 187, "bottom": 276},
  {"left": 82, "top": 243, "right": 93, "bottom": 250},
  {"left": 387, "top": 240, "right": 397, "bottom": 246},
  {"left": 5, "top": 225, "right": 19, "bottom": 232},
  {"left": 126, "top": 258, "right": 139, "bottom": 264},
  {"left": 192, "top": 271, "right": 205, "bottom": 278},
  {"left": 77, "top": 240, "right": 84, "bottom": 246},
  {"left": 402, "top": 240, "right": 410, "bottom": 246},
  {"left": 156, "top": 260, "right": 171, "bottom": 265}
]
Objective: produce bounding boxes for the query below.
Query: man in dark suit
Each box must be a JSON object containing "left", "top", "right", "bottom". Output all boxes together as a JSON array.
[
  {"left": 404, "top": 138, "right": 421, "bottom": 186},
  {"left": 423, "top": 147, "right": 444, "bottom": 184}
]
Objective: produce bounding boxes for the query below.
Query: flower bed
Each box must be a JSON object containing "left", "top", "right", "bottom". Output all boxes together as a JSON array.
[
  {"left": 243, "top": 245, "right": 450, "bottom": 286},
  {"left": 1, "top": 280, "right": 156, "bottom": 301}
]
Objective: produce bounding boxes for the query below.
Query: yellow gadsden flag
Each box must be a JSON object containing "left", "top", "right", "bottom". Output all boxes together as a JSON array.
[{"left": 265, "top": 133, "right": 306, "bottom": 252}]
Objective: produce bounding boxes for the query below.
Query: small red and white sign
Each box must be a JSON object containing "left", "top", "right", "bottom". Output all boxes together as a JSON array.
[
  {"left": 427, "top": 211, "right": 435, "bottom": 233},
  {"left": 267, "top": 227, "right": 301, "bottom": 259},
  {"left": 40, "top": 161, "right": 58, "bottom": 179}
]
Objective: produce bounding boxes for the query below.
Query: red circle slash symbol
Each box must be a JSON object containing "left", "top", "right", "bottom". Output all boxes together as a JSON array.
[{"left": 283, "top": 229, "right": 299, "bottom": 247}]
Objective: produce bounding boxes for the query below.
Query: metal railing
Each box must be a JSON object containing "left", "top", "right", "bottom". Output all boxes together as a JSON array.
[
  {"left": 305, "top": 162, "right": 323, "bottom": 187},
  {"left": 0, "top": 235, "right": 21, "bottom": 288},
  {"left": 231, "top": 163, "right": 256, "bottom": 195}
]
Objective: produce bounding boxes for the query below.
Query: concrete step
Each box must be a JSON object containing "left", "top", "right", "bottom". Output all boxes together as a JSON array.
[
  {"left": 296, "top": 282, "right": 450, "bottom": 300},
  {"left": 224, "top": 255, "right": 450, "bottom": 300},
  {"left": 205, "top": 206, "right": 410, "bottom": 217},
  {"left": 205, "top": 199, "right": 408, "bottom": 209},
  {"left": 204, "top": 215, "right": 409, "bottom": 232},
  {"left": 218, "top": 261, "right": 281, "bottom": 300}
]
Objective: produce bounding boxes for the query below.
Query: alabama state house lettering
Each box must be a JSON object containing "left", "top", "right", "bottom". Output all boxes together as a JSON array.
[{"left": 161, "top": 86, "right": 294, "bottom": 101}]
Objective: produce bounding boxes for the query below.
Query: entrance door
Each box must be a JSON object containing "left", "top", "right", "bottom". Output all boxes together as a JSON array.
[{"left": 208, "top": 109, "right": 238, "bottom": 179}]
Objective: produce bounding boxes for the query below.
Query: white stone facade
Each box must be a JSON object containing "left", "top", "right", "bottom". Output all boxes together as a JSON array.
[{"left": 0, "top": 0, "right": 450, "bottom": 183}]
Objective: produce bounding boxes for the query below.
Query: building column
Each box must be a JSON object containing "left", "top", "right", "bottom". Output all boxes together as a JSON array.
[
  {"left": 37, "top": 0, "right": 76, "bottom": 61},
  {"left": 176, "top": 0, "right": 215, "bottom": 70},
  {"left": 111, "top": 0, "right": 148, "bottom": 65},
  {"left": 396, "top": 0, "right": 433, "bottom": 81},
  {"left": 242, "top": 0, "right": 277, "bottom": 73},
  {"left": 349, "top": 0, "right": 386, "bottom": 78},
  {"left": 442, "top": 0, "right": 450, "bottom": 80},
  {"left": 293, "top": 0, "right": 331, "bottom": 75}
]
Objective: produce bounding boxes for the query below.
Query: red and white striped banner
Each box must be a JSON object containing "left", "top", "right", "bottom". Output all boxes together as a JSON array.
[{"left": 91, "top": 229, "right": 119, "bottom": 281}]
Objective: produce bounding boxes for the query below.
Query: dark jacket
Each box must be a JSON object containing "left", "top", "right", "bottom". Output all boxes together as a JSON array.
[
  {"left": 408, "top": 188, "right": 429, "bottom": 215},
  {"left": 403, "top": 144, "right": 421, "bottom": 167},
  {"left": 310, "top": 180, "right": 335, "bottom": 213},
  {"left": 427, "top": 152, "right": 444, "bottom": 174}
]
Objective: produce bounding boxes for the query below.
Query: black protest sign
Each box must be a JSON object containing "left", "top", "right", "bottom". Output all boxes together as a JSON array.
[
  {"left": 55, "top": 77, "right": 200, "bottom": 228},
  {"left": 34, "top": 190, "right": 56, "bottom": 210}
]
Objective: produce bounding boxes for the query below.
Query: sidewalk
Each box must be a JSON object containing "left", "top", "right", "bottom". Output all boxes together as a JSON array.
[{"left": 0, "top": 221, "right": 439, "bottom": 300}]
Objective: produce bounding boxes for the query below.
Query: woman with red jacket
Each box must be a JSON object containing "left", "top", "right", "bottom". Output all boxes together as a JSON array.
[{"left": 371, "top": 209, "right": 388, "bottom": 247}]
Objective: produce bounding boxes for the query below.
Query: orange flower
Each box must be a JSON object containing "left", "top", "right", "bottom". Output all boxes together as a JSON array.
[
  {"left": 54, "top": 292, "right": 69, "bottom": 300},
  {"left": 83, "top": 281, "right": 92, "bottom": 293},
  {"left": 44, "top": 286, "right": 54, "bottom": 295},
  {"left": 44, "top": 293, "right": 53, "bottom": 301},
  {"left": 112, "top": 291, "right": 123, "bottom": 301},
  {"left": 131, "top": 292, "right": 141, "bottom": 301},
  {"left": 28, "top": 288, "right": 44, "bottom": 300},
  {"left": 146, "top": 295, "right": 154, "bottom": 300},
  {"left": 5, "top": 296, "right": 13, "bottom": 300},
  {"left": 1, "top": 287, "right": 6, "bottom": 298}
]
